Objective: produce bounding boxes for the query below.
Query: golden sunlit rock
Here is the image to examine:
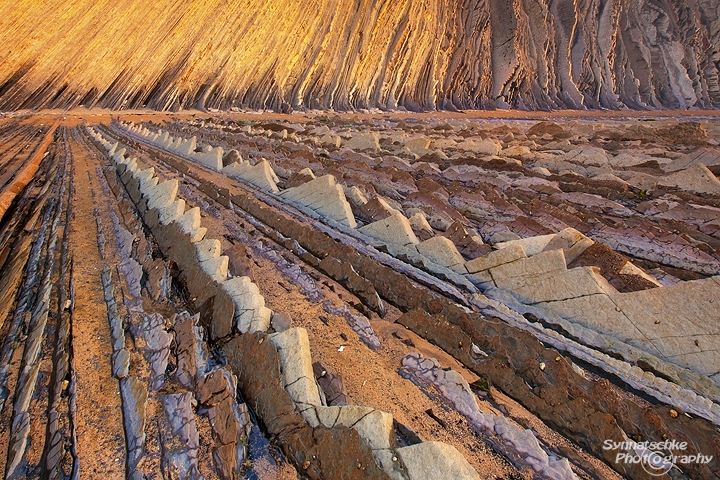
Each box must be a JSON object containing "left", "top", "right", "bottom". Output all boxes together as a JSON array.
[{"left": 0, "top": 0, "right": 718, "bottom": 111}]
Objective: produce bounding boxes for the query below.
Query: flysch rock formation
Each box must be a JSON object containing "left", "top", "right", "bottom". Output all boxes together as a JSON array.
[
  {"left": 119, "top": 118, "right": 720, "bottom": 394},
  {"left": 484, "top": 245, "right": 720, "bottom": 378},
  {"left": 0, "top": 0, "right": 719, "bottom": 111},
  {"left": 84, "top": 126, "right": 490, "bottom": 479},
  {"left": 126, "top": 114, "right": 713, "bottom": 410},
  {"left": 3, "top": 110, "right": 720, "bottom": 480}
]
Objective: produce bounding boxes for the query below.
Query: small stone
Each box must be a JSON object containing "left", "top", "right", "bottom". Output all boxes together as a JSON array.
[
  {"left": 271, "top": 312, "right": 292, "bottom": 332},
  {"left": 471, "top": 344, "right": 487, "bottom": 357},
  {"left": 669, "top": 409, "right": 678, "bottom": 418},
  {"left": 539, "top": 362, "right": 546, "bottom": 371}
]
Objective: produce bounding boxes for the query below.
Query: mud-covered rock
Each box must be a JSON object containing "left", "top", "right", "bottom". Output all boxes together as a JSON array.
[
  {"left": 568, "top": 242, "right": 661, "bottom": 292},
  {"left": 221, "top": 333, "right": 389, "bottom": 480},
  {"left": 440, "top": 221, "right": 491, "bottom": 260}
]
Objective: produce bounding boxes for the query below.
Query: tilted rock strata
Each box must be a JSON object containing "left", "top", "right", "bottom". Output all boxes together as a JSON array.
[
  {"left": 401, "top": 353, "right": 575, "bottom": 480},
  {"left": 483, "top": 244, "right": 720, "bottom": 379},
  {"left": 269, "top": 328, "right": 484, "bottom": 480},
  {"left": 0, "top": 0, "right": 719, "bottom": 111},
  {"left": 91, "top": 127, "right": 484, "bottom": 479},
  {"left": 119, "top": 119, "right": 720, "bottom": 394},
  {"left": 94, "top": 116, "right": 720, "bottom": 478}
]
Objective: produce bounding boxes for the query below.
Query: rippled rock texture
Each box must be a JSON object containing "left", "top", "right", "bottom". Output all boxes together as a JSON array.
[{"left": 0, "top": 0, "right": 719, "bottom": 111}]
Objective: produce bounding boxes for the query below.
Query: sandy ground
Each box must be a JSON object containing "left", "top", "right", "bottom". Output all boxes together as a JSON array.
[{"left": 67, "top": 136, "right": 126, "bottom": 477}]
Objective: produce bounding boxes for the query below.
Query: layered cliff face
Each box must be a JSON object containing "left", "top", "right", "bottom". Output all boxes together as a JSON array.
[{"left": 0, "top": 0, "right": 718, "bottom": 111}]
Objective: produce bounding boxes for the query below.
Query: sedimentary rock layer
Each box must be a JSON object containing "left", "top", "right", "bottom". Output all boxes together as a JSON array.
[{"left": 0, "top": 0, "right": 718, "bottom": 111}]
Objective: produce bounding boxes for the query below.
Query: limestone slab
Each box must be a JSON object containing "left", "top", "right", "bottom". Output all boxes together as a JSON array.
[
  {"left": 404, "top": 136, "right": 433, "bottom": 156},
  {"left": 269, "top": 328, "right": 321, "bottom": 408},
  {"left": 177, "top": 136, "right": 197, "bottom": 156},
  {"left": 494, "top": 233, "right": 556, "bottom": 256},
  {"left": 248, "top": 306, "right": 272, "bottom": 333},
  {"left": 397, "top": 442, "right": 480, "bottom": 480},
  {"left": 192, "top": 146, "right": 224, "bottom": 171},
  {"left": 563, "top": 146, "right": 608, "bottom": 167},
  {"left": 465, "top": 244, "right": 526, "bottom": 274},
  {"left": 189, "top": 227, "right": 207, "bottom": 243},
  {"left": 416, "top": 236, "right": 465, "bottom": 269},
  {"left": 298, "top": 183, "right": 357, "bottom": 227},
  {"left": 317, "top": 405, "right": 393, "bottom": 450},
  {"left": 196, "top": 239, "right": 222, "bottom": 263},
  {"left": 344, "top": 185, "right": 368, "bottom": 206},
  {"left": 456, "top": 138, "right": 501, "bottom": 155},
  {"left": 175, "top": 206, "right": 202, "bottom": 233},
  {"left": 490, "top": 249, "right": 567, "bottom": 283},
  {"left": 146, "top": 179, "right": 179, "bottom": 210},
  {"left": 500, "top": 266, "right": 617, "bottom": 304},
  {"left": 226, "top": 159, "right": 280, "bottom": 193},
  {"left": 610, "top": 277, "right": 720, "bottom": 360},
  {"left": 201, "top": 256, "right": 229, "bottom": 283},
  {"left": 135, "top": 168, "right": 157, "bottom": 192},
  {"left": 539, "top": 294, "right": 648, "bottom": 345},
  {"left": 222, "top": 276, "right": 262, "bottom": 300},
  {"left": 159, "top": 199, "right": 185, "bottom": 225},
  {"left": 541, "top": 227, "right": 594, "bottom": 264},
  {"left": 408, "top": 211, "right": 433, "bottom": 235},
  {"left": 280, "top": 175, "right": 335, "bottom": 203},
  {"left": 657, "top": 163, "right": 720, "bottom": 195},
  {"left": 352, "top": 409, "right": 394, "bottom": 451},
  {"left": 359, "top": 213, "right": 419, "bottom": 246},
  {"left": 345, "top": 132, "right": 380, "bottom": 152},
  {"left": 280, "top": 174, "right": 355, "bottom": 226}
]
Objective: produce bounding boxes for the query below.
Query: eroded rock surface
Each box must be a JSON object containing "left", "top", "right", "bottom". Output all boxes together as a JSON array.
[
  {"left": 3, "top": 112, "right": 720, "bottom": 480},
  {"left": 1, "top": 1, "right": 719, "bottom": 110}
]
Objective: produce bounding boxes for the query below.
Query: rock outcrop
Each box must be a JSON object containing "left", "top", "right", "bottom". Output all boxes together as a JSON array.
[{"left": 1, "top": 0, "right": 718, "bottom": 111}]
